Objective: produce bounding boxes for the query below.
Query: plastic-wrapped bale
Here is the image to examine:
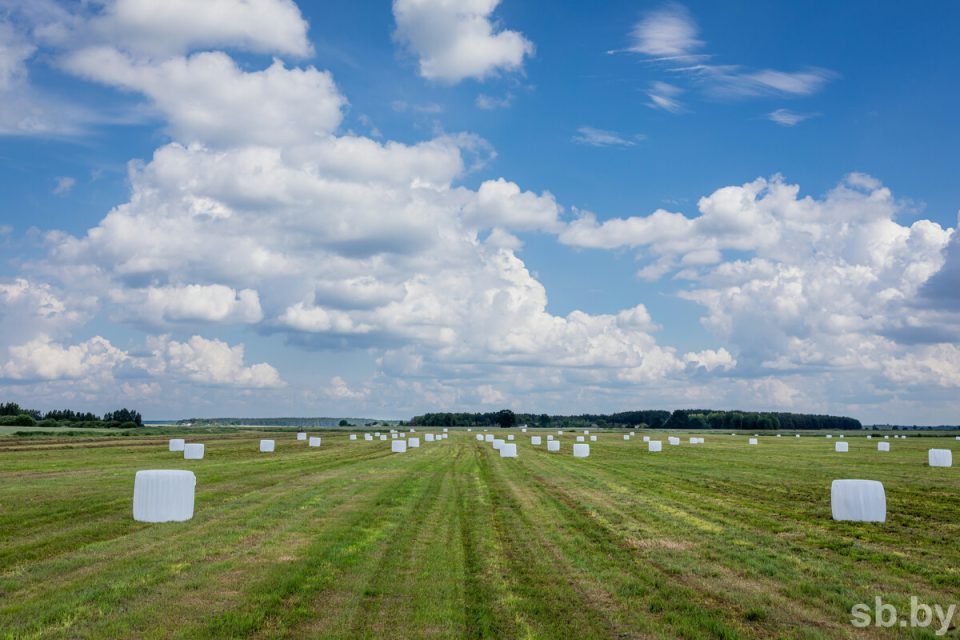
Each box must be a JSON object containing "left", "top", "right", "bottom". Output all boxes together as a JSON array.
[
  {"left": 309, "top": 437, "right": 321, "bottom": 447},
  {"left": 576, "top": 435, "right": 585, "bottom": 442},
  {"left": 956, "top": 436, "right": 960, "bottom": 441},
  {"left": 831, "top": 479, "right": 886, "bottom": 522},
  {"left": 349, "top": 434, "right": 357, "bottom": 440},
  {"left": 492, "top": 439, "right": 504, "bottom": 450},
  {"left": 884, "top": 435, "right": 889, "bottom": 439},
  {"left": 623, "top": 434, "right": 630, "bottom": 441},
  {"left": 364, "top": 434, "right": 373, "bottom": 441},
  {"left": 840, "top": 435, "right": 845, "bottom": 438},
  {"left": 133, "top": 470, "right": 196, "bottom": 523},
  {"left": 546, "top": 435, "right": 554, "bottom": 441},
  {"left": 410, "top": 428, "right": 416, "bottom": 433},
  {"left": 866, "top": 435, "right": 872, "bottom": 439},
  {"left": 929, "top": 449, "right": 953, "bottom": 468},
  {"left": 748, "top": 438, "right": 758, "bottom": 445},
  {"left": 408, "top": 437, "right": 420, "bottom": 448},
  {"left": 379, "top": 435, "right": 387, "bottom": 441},
  {"left": 648, "top": 440, "right": 662, "bottom": 452},
  {"left": 392, "top": 440, "right": 407, "bottom": 453},
  {"left": 500, "top": 443, "right": 518, "bottom": 458},
  {"left": 547, "top": 440, "right": 560, "bottom": 452},
  {"left": 584, "top": 430, "right": 589, "bottom": 434},
  {"left": 391, "top": 433, "right": 398, "bottom": 439},
  {"left": 795, "top": 434, "right": 800, "bottom": 438},
  {"left": 183, "top": 443, "right": 205, "bottom": 459},
  {"left": 443, "top": 428, "right": 449, "bottom": 433},
  {"left": 521, "top": 428, "right": 527, "bottom": 433},
  {"left": 260, "top": 439, "right": 275, "bottom": 453},
  {"left": 590, "top": 435, "right": 597, "bottom": 442},
  {"left": 668, "top": 437, "right": 680, "bottom": 446},
  {"left": 777, "top": 434, "right": 782, "bottom": 437},
  {"left": 476, "top": 434, "right": 484, "bottom": 441},
  {"left": 878, "top": 442, "right": 890, "bottom": 452},
  {"left": 573, "top": 443, "right": 590, "bottom": 458},
  {"left": 557, "top": 430, "right": 563, "bottom": 435},
  {"left": 297, "top": 432, "right": 307, "bottom": 441},
  {"left": 374, "top": 432, "right": 381, "bottom": 437},
  {"left": 485, "top": 434, "right": 494, "bottom": 442},
  {"left": 531, "top": 436, "right": 542, "bottom": 445},
  {"left": 835, "top": 441, "right": 848, "bottom": 453},
  {"left": 688, "top": 437, "right": 697, "bottom": 444},
  {"left": 507, "top": 434, "right": 515, "bottom": 441},
  {"left": 425, "top": 434, "right": 435, "bottom": 442},
  {"left": 642, "top": 436, "right": 650, "bottom": 442},
  {"left": 826, "top": 434, "right": 833, "bottom": 439},
  {"left": 169, "top": 438, "right": 185, "bottom": 452}
]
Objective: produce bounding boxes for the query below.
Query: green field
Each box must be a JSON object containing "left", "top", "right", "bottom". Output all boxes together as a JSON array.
[{"left": 2, "top": 430, "right": 958, "bottom": 639}]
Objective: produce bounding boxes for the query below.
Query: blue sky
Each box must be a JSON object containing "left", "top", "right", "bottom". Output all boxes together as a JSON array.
[{"left": 0, "top": 0, "right": 958, "bottom": 423}]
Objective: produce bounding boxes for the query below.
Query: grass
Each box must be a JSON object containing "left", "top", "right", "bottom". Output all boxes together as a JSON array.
[{"left": 1, "top": 430, "right": 958, "bottom": 639}]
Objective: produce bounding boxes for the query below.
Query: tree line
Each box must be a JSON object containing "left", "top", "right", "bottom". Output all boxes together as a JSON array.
[
  {"left": 0, "top": 402, "right": 143, "bottom": 428},
  {"left": 408, "top": 408, "right": 861, "bottom": 430}
]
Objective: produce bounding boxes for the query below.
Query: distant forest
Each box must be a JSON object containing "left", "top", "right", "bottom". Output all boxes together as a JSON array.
[
  {"left": 409, "top": 409, "right": 862, "bottom": 431},
  {"left": 177, "top": 417, "right": 398, "bottom": 427},
  {"left": 0, "top": 403, "right": 143, "bottom": 428}
]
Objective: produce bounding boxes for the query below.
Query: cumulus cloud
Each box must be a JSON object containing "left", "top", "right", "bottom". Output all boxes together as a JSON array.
[
  {"left": 393, "top": 0, "right": 533, "bottom": 83},
  {"left": 159, "top": 335, "right": 284, "bottom": 388},
  {"left": 462, "top": 178, "right": 561, "bottom": 231},
  {"left": 1, "top": 336, "right": 125, "bottom": 381},
  {"left": 108, "top": 284, "right": 263, "bottom": 326}
]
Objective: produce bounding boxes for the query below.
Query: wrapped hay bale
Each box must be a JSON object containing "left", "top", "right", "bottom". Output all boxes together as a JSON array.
[
  {"left": 573, "top": 443, "right": 590, "bottom": 458},
  {"left": 688, "top": 437, "right": 697, "bottom": 444},
  {"left": 500, "top": 443, "right": 518, "bottom": 458},
  {"left": 589, "top": 435, "right": 597, "bottom": 442},
  {"left": 133, "top": 470, "right": 196, "bottom": 523},
  {"left": 309, "top": 437, "right": 322, "bottom": 447},
  {"left": 624, "top": 435, "right": 631, "bottom": 441},
  {"left": 547, "top": 435, "right": 554, "bottom": 441},
  {"left": 835, "top": 442, "right": 848, "bottom": 453},
  {"left": 374, "top": 432, "right": 381, "bottom": 437},
  {"left": 648, "top": 440, "right": 662, "bottom": 452},
  {"left": 169, "top": 438, "right": 185, "bottom": 452},
  {"left": 584, "top": 430, "right": 589, "bottom": 435},
  {"left": 547, "top": 440, "right": 560, "bottom": 452},
  {"left": 183, "top": 443, "right": 205, "bottom": 459},
  {"left": 866, "top": 435, "right": 872, "bottom": 439},
  {"left": 521, "top": 428, "right": 527, "bottom": 433},
  {"left": 425, "top": 434, "right": 435, "bottom": 442},
  {"left": 531, "top": 436, "right": 542, "bottom": 445},
  {"left": 443, "top": 428, "right": 449, "bottom": 433},
  {"left": 642, "top": 436, "right": 650, "bottom": 442},
  {"left": 379, "top": 435, "right": 388, "bottom": 441},
  {"left": 364, "top": 434, "right": 373, "bottom": 441},
  {"left": 297, "top": 433, "right": 307, "bottom": 441},
  {"left": 408, "top": 437, "right": 420, "bottom": 448},
  {"left": 576, "top": 435, "right": 585, "bottom": 442},
  {"left": 928, "top": 449, "right": 953, "bottom": 468},
  {"left": 391, "top": 433, "right": 398, "bottom": 439},
  {"left": 392, "top": 440, "right": 407, "bottom": 453},
  {"left": 796, "top": 434, "right": 800, "bottom": 438},
  {"left": 748, "top": 438, "right": 758, "bottom": 445},
  {"left": 485, "top": 434, "right": 495, "bottom": 442},
  {"left": 492, "top": 439, "right": 505, "bottom": 450},
  {"left": 476, "top": 434, "right": 484, "bottom": 441},
  {"left": 260, "top": 439, "right": 275, "bottom": 453},
  {"left": 507, "top": 435, "right": 515, "bottom": 441},
  {"left": 831, "top": 479, "right": 886, "bottom": 522},
  {"left": 878, "top": 442, "right": 890, "bottom": 452},
  {"left": 826, "top": 434, "right": 833, "bottom": 439},
  {"left": 349, "top": 434, "right": 357, "bottom": 440},
  {"left": 668, "top": 437, "right": 680, "bottom": 446}
]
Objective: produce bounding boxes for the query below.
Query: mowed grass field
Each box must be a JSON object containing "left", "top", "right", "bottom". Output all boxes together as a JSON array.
[{"left": 2, "top": 431, "right": 959, "bottom": 639}]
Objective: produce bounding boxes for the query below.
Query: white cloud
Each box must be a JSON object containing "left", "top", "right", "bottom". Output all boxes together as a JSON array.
[
  {"left": 475, "top": 92, "right": 512, "bottom": 109},
  {"left": 159, "top": 335, "right": 284, "bottom": 388},
  {"left": 1, "top": 335, "right": 125, "bottom": 381},
  {"left": 689, "top": 65, "right": 836, "bottom": 99},
  {"left": 108, "top": 284, "right": 263, "bottom": 326},
  {"left": 53, "top": 175, "right": 76, "bottom": 195},
  {"left": 766, "top": 108, "right": 819, "bottom": 126},
  {"left": 647, "top": 81, "right": 684, "bottom": 113},
  {"left": 571, "top": 126, "right": 643, "bottom": 148},
  {"left": 63, "top": 49, "right": 345, "bottom": 147},
  {"left": 0, "top": 21, "right": 35, "bottom": 89},
  {"left": 393, "top": 0, "right": 533, "bottom": 83},
  {"left": 628, "top": 3, "right": 702, "bottom": 59},
  {"left": 462, "top": 178, "right": 561, "bottom": 232},
  {"left": 684, "top": 348, "right": 736, "bottom": 372}
]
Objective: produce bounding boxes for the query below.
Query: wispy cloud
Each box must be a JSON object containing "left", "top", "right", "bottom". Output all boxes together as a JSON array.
[
  {"left": 391, "top": 100, "right": 444, "bottom": 114},
  {"left": 766, "top": 108, "right": 819, "bottom": 126},
  {"left": 647, "top": 81, "right": 685, "bottom": 112},
  {"left": 572, "top": 126, "right": 644, "bottom": 148},
  {"left": 53, "top": 176, "right": 75, "bottom": 195},
  {"left": 475, "top": 93, "right": 513, "bottom": 110},
  {"left": 627, "top": 3, "right": 704, "bottom": 60}
]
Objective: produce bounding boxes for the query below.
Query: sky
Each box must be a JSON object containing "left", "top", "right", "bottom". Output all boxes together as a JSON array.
[{"left": 0, "top": 0, "right": 958, "bottom": 424}]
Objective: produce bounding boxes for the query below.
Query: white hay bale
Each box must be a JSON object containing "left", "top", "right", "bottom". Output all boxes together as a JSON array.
[
  {"left": 557, "top": 430, "right": 562, "bottom": 435},
  {"left": 349, "top": 433, "right": 357, "bottom": 440},
  {"left": 648, "top": 440, "right": 662, "bottom": 452},
  {"left": 379, "top": 435, "right": 387, "bottom": 441},
  {"left": 521, "top": 428, "right": 527, "bottom": 433},
  {"left": 583, "top": 430, "right": 589, "bottom": 435},
  {"left": 492, "top": 439, "right": 504, "bottom": 450},
  {"left": 826, "top": 434, "right": 833, "bottom": 439},
  {"left": 390, "top": 429, "right": 397, "bottom": 433},
  {"left": 408, "top": 437, "right": 420, "bottom": 448},
  {"left": 840, "top": 435, "right": 845, "bottom": 438},
  {"left": 576, "top": 435, "right": 585, "bottom": 442},
  {"left": 507, "top": 434, "right": 515, "bottom": 441},
  {"left": 956, "top": 436, "right": 960, "bottom": 441},
  {"left": 364, "top": 434, "right": 373, "bottom": 441},
  {"left": 260, "top": 439, "right": 275, "bottom": 453},
  {"left": 183, "top": 443, "right": 205, "bottom": 459},
  {"left": 795, "top": 434, "right": 800, "bottom": 438},
  {"left": 531, "top": 436, "right": 542, "bottom": 445},
  {"left": 309, "top": 437, "right": 321, "bottom": 447},
  {"left": 500, "top": 443, "right": 517, "bottom": 458},
  {"left": 443, "top": 428, "right": 449, "bottom": 433},
  {"left": 169, "top": 438, "right": 185, "bottom": 452},
  {"left": 374, "top": 432, "right": 381, "bottom": 437},
  {"left": 668, "top": 437, "right": 680, "bottom": 446},
  {"left": 589, "top": 435, "right": 597, "bottom": 442},
  {"left": 425, "top": 434, "right": 435, "bottom": 442},
  {"left": 624, "top": 435, "right": 630, "bottom": 441},
  {"left": 884, "top": 435, "right": 889, "bottom": 439},
  {"left": 392, "top": 440, "right": 407, "bottom": 453},
  {"left": 748, "top": 438, "right": 758, "bottom": 445},
  {"left": 547, "top": 435, "right": 554, "bottom": 441},
  {"left": 476, "top": 434, "right": 484, "bottom": 441},
  {"left": 133, "top": 470, "right": 196, "bottom": 523},
  {"left": 485, "top": 434, "right": 494, "bottom": 442},
  {"left": 835, "top": 441, "right": 848, "bottom": 453},
  {"left": 642, "top": 436, "right": 650, "bottom": 442},
  {"left": 831, "top": 479, "right": 886, "bottom": 522},
  {"left": 297, "top": 433, "right": 307, "bottom": 441},
  {"left": 410, "top": 428, "right": 416, "bottom": 432},
  {"left": 573, "top": 443, "right": 590, "bottom": 458},
  {"left": 929, "top": 449, "right": 953, "bottom": 467},
  {"left": 547, "top": 440, "right": 560, "bottom": 452},
  {"left": 866, "top": 435, "right": 872, "bottom": 439},
  {"left": 688, "top": 437, "right": 697, "bottom": 444},
  {"left": 391, "top": 433, "right": 398, "bottom": 439},
  {"left": 878, "top": 442, "right": 890, "bottom": 452}
]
